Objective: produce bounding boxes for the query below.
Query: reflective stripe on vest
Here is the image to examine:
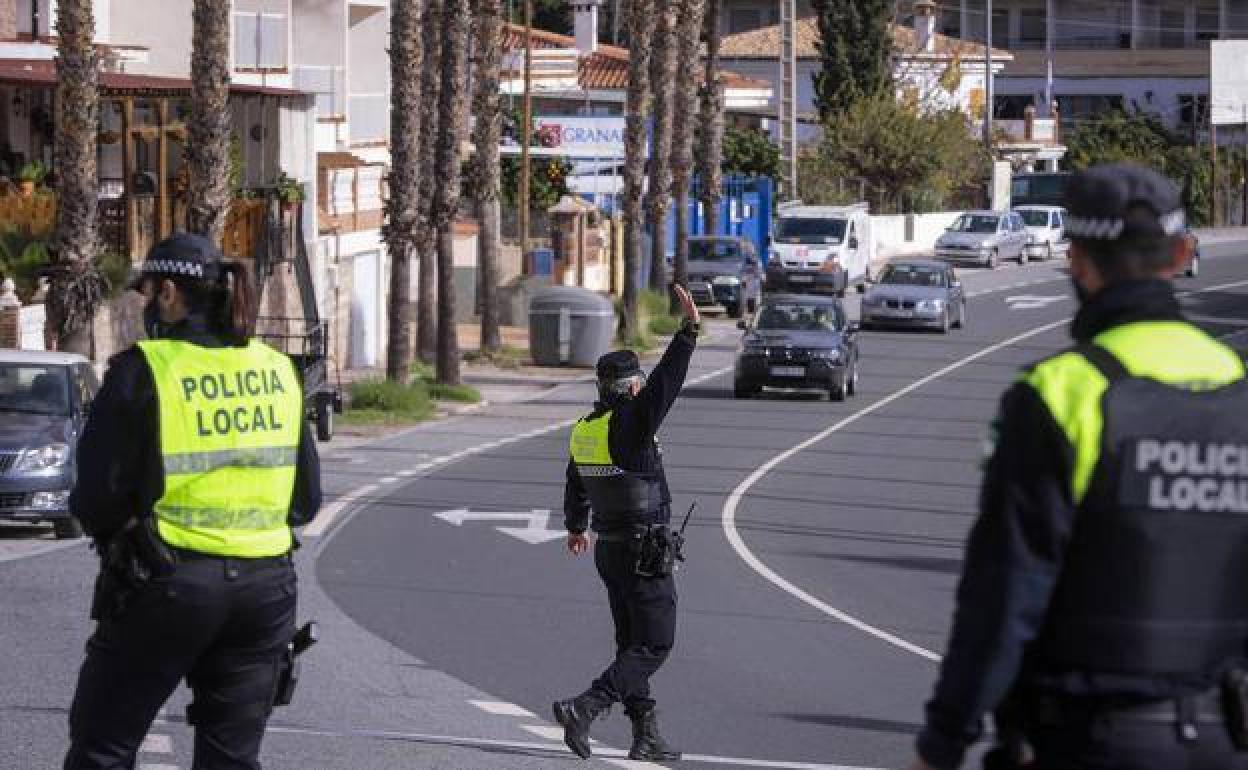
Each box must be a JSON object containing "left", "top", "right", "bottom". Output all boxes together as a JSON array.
[
  {"left": 138, "top": 339, "right": 303, "bottom": 558},
  {"left": 569, "top": 411, "right": 653, "bottom": 519}
]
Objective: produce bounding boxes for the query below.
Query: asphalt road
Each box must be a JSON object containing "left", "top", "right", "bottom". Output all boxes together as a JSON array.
[{"left": 2, "top": 246, "right": 1247, "bottom": 770}]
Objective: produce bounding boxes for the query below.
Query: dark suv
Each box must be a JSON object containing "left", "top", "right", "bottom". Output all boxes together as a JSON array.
[
  {"left": 684, "top": 236, "right": 763, "bottom": 319},
  {"left": 0, "top": 351, "right": 97, "bottom": 538}
]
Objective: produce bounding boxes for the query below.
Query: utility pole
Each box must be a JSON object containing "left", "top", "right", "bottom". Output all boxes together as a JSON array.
[
  {"left": 520, "top": 0, "right": 533, "bottom": 261},
  {"left": 1211, "top": 116, "right": 1219, "bottom": 227},
  {"left": 983, "top": 0, "right": 994, "bottom": 148},
  {"left": 778, "top": 0, "right": 797, "bottom": 198}
]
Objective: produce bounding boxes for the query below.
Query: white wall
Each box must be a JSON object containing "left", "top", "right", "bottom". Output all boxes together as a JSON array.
[
  {"left": 872, "top": 211, "right": 963, "bottom": 259},
  {"left": 19, "top": 304, "right": 45, "bottom": 351},
  {"left": 109, "top": 0, "right": 192, "bottom": 76},
  {"left": 347, "top": 4, "right": 388, "bottom": 144},
  {"left": 997, "top": 75, "right": 1208, "bottom": 129}
]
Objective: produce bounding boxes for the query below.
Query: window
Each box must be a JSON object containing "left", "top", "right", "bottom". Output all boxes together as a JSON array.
[
  {"left": 995, "top": 94, "right": 1035, "bottom": 120},
  {"left": 728, "top": 8, "right": 762, "bottom": 34},
  {"left": 1160, "top": 9, "right": 1187, "bottom": 48},
  {"left": 1057, "top": 94, "right": 1124, "bottom": 122},
  {"left": 1197, "top": 2, "right": 1221, "bottom": 41},
  {"left": 992, "top": 7, "right": 1009, "bottom": 44},
  {"left": 1178, "top": 94, "right": 1210, "bottom": 127},
  {"left": 940, "top": 7, "right": 961, "bottom": 38},
  {"left": 1019, "top": 8, "right": 1046, "bottom": 46},
  {"left": 233, "top": 11, "right": 288, "bottom": 71}
]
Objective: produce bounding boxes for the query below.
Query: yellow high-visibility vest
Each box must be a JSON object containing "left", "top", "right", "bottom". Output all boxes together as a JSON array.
[{"left": 138, "top": 338, "right": 303, "bottom": 558}]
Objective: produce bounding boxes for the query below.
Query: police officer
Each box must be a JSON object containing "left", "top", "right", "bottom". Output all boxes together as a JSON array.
[
  {"left": 64, "top": 234, "right": 322, "bottom": 770},
  {"left": 553, "top": 285, "right": 701, "bottom": 762},
  {"left": 910, "top": 163, "right": 1248, "bottom": 770}
]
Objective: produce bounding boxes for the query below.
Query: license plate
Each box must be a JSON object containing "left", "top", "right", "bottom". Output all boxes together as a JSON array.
[
  {"left": 770, "top": 366, "right": 806, "bottom": 377},
  {"left": 788, "top": 275, "right": 814, "bottom": 283},
  {"left": 884, "top": 310, "right": 914, "bottom": 318}
]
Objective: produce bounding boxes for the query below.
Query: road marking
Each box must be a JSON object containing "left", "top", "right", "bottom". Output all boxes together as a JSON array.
[
  {"left": 379, "top": 476, "right": 398, "bottom": 484},
  {"left": 140, "top": 734, "right": 173, "bottom": 754},
  {"left": 0, "top": 540, "right": 85, "bottom": 564},
  {"left": 1005, "top": 294, "right": 1067, "bottom": 310},
  {"left": 722, "top": 276, "right": 1248, "bottom": 662},
  {"left": 435, "top": 508, "right": 565, "bottom": 544},
  {"left": 602, "top": 759, "right": 668, "bottom": 769},
  {"left": 302, "top": 483, "right": 380, "bottom": 537},
  {"left": 469, "top": 699, "right": 536, "bottom": 718},
  {"left": 139, "top": 765, "right": 179, "bottom": 770},
  {"left": 520, "top": 724, "right": 569, "bottom": 742}
]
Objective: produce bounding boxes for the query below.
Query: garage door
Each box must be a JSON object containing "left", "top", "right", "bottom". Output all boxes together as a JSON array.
[{"left": 350, "top": 250, "right": 380, "bottom": 369}]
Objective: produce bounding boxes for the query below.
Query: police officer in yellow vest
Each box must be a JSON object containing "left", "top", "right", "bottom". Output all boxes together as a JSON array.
[
  {"left": 63, "top": 234, "right": 322, "bottom": 770},
  {"left": 910, "top": 164, "right": 1248, "bottom": 770},
  {"left": 553, "top": 285, "right": 700, "bottom": 762}
]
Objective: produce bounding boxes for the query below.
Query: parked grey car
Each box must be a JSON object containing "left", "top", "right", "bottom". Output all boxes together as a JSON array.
[
  {"left": 0, "top": 350, "right": 97, "bottom": 539},
  {"left": 934, "top": 211, "right": 1029, "bottom": 268},
  {"left": 860, "top": 260, "right": 966, "bottom": 333},
  {"left": 684, "top": 236, "right": 763, "bottom": 319}
]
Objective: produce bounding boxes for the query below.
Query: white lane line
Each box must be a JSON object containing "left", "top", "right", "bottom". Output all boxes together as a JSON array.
[
  {"left": 263, "top": 723, "right": 881, "bottom": 769},
  {"left": 469, "top": 699, "right": 536, "bottom": 717},
  {"left": 602, "top": 759, "right": 669, "bottom": 769},
  {"left": 302, "top": 483, "right": 379, "bottom": 538},
  {"left": 520, "top": 724, "right": 568, "bottom": 742},
  {"left": 139, "top": 764, "right": 180, "bottom": 770},
  {"left": 722, "top": 276, "right": 1248, "bottom": 662},
  {"left": 140, "top": 734, "right": 173, "bottom": 754},
  {"left": 379, "top": 476, "right": 398, "bottom": 484},
  {"left": 0, "top": 540, "right": 85, "bottom": 564}
]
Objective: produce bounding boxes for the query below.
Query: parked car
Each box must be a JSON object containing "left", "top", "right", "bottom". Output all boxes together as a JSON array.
[
  {"left": 860, "top": 260, "right": 966, "bottom": 333},
  {"left": 934, "top": 211, "right": 1029, "bottom": 268},
  {"left": 0, "top": 350, "right": 97, "bottom": 539},
  {"left": 1186, "top": 227, "right": 1201, "bottom": 277},
  {"left": 766, "top": 202, "right": 874, "bottom": 296},
  {"left": 733, "top": 294, "right": 860, "bottom": 401},
  {"left": 684, "top": 236, "right": 763, "bottom": 319},
  {"left": 1015, "top": 205, "right": 1069, "bottom": 262}
]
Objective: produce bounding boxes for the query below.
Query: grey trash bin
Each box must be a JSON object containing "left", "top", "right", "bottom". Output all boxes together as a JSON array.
[{"left": 529, "top": 286, "right": 616, "bottom": 367}]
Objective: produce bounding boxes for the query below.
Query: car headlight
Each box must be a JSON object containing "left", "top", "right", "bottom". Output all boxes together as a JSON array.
[
  {"left": 15, "top": 443, "right": 70, "bottom": 472},
  {"left": 714, "top": 275, "right": 741, "bottom": 286},
  {"left": 812, "top": 349, "right": 843, "bottom": 362},
  {"left": 917, "top": 299, "right": 945, "bottom": 312},
  {"left": 742, "top": 344, "right": 768, "bottom": 355},
  {"left": 30, "top": 490, "right": 70, "bottom": 509}
]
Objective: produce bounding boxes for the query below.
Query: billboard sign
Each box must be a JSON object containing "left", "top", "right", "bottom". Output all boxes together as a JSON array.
[
  {"left": 531, "top": 117, "right": 628, "bottom": 158},
  {"left": 1211, "top": 40, "right": 1248, "bottom": 125}
]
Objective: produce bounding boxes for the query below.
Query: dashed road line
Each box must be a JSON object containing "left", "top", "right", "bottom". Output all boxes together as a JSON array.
[
  {"left": 469, "top": 699, "right": 536, "bottom": 718},
  {"left": 519, "top": 724, "right": 568, "bottom": 742},
  {"left": 303, "top": 483, "right": 380, "bottom": 537},
  {"left": 140, "top": 734, "right": 173, "bottom": 754}
]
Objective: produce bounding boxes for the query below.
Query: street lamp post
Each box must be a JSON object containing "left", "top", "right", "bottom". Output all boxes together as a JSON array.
[
  {"left": 520, "top": 0, "right": 533, "bottom": 261},
  {"left": 983, "top": 0, "right": 994, "bottom": 148}
]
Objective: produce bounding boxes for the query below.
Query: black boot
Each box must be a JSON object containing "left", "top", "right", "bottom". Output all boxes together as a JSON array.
[
  {"left": 627, "top": 707, "right": 681, "bottom": 761},
  {"left": 552, "top": 690, "right": 611, "bottom": 759}
]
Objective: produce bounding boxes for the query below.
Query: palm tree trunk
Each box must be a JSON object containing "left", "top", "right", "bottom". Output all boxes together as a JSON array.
[
  {"left": 416, "top": 0, "right": 445, "bottom": 363},
  {"left": 669, "top": 0, "right": 705, "bottom": 312},
  {"left": 697, "top": 0, "right": 725, "bottom": 235},
  {"left": 47, "top": 0, "right": 101, "bottom": 355},
  {"left": 472, "top": 0, "right": 504, "bottom": 353},
  {"left": 621, "top": 0, "right": 658, "bottom": 342},
  {"left": 433, "top": 0, "right": 471, "bottom": 386},
  {"left": 187, "top": 0, "right": 232, "bottom": 244},
  {"left": 645, "top": 3, "right": 677, "bottom": 294},
  {"left": 384, "top": 0, "right": 423, "bottom": 383}
]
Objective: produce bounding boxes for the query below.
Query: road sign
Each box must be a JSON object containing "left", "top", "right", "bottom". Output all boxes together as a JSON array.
[
  {"left": 1006, "top": 294, "right": 1066, "bottom": 310},
  {"left": 434, "top": 509, "right": 565, "bottom": 544},
  {"left": 1211, "top": 41, "right": 1248, "bottom": 126}
]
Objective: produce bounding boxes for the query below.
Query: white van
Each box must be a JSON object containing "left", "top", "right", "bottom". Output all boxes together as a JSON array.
[{"left": 766, "top": 202, "right": 874, "bottom": 296}]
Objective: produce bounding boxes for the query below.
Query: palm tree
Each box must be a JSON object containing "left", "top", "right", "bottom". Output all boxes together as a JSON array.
[
  {"left": 471, "top": 0, "right": 504, "bottom": 354},
  {"left": 46, "top": 0, "right": 104, "bottom": 355},
  {"left": 669, "top": 0, "right": 706, "bottom": 310},
  {"left": 620, "top": 0, "right": 658, "bottom": 342},
  {"left": 696, "top": 0, "right": 725, "bottom": 234},
  {"left": 432, "top": 0, "right": 471, "bottom": 385},
  {"left": 416, "top": 0, "right": 445, "bottom": 363},
  {"left": 645, "top": 1, "right": 677, "bottom": 293},
  {"left": 383, "top": 0, "right": 423, "bottom": 383},
  {"left": 187, "top": 0, "right": 232, "bottom": 244}
]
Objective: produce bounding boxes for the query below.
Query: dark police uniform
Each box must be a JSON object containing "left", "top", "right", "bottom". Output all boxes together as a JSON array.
[
  {"left": 917, "top": 165, "right": 1248, "bottom": 770},
  {"left": 64, "top": 236, "right": 322, "bottom": 770},
  {"left": 556, "top": 321, "right": 697, "bottom": 760}
]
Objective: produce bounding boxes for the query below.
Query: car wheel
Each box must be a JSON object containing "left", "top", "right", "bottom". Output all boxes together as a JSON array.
[
  {"left": 829, "top": 377, "right": 848, "bottom": 402},
  {"left": 747, "top": 294, "right": 758, "bottom": 314},
  {"left": 728, "top": 299, "right": 745, "bottom": 319},
  {"left": 1187, "top": 256, "right": 1200, "bottom": 277},
  {"left": 733, "top": 381, "right": 756, "bottom": 399},
  {"left": 53, "top": 517, "right": 84, "bottom": 540},
  {"left": 1045, "top": 242, "right": 1053, "bottom": 261},
  {"left": 939, "top": 308, "right": 951, "bottom": 334},
  {"left": 847, "top": 360, "right": 859, "bottom": 396},
  {"left": 316, "top": 396, "right": 334, "bottom": 442},
  {"left": 953, "top": 300, "right": 967, "bottom": 329},
  {"left": 988, "top": 250, "right": 999, "bottom": 269}
]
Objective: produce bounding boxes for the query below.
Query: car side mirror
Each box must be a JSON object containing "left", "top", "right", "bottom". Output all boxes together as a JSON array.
[
  {"left": 736, "top": 320, "right": 749, "bottom": 331},
  {"left": 848, "top": 237, "right": 859, "bottom": 250},
  {"left": 846, "top": 321, "right": 860, "bottom": 334}
]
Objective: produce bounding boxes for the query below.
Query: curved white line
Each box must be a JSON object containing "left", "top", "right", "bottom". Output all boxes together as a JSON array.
[{"left": 722, "top": 275, "right": 1248, "bottom": 661}]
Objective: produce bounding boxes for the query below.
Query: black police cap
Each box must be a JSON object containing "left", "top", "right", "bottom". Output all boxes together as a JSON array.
[
  {"left": 129, "top": 232, "right": 223, "bottom": 289},
  {"left": 1063, "top": 163, "right": 1185, "bottom": 242},
  {"left": 597, "top": 350, "right": 642, "bottom": 381}
]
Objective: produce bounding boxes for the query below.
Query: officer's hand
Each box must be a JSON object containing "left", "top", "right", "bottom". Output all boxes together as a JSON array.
[
  {"left": 672, "top": 285, "right": 700, "bottom": 326},
  {"left": 567, "top": 533, "right": 590, "bottom": 556}
]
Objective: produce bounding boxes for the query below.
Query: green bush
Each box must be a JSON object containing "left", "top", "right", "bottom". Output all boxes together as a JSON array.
[
  {"left": 648, "top": 314, "right": 683, "bottom": 336},
  {"left": 345, "top": 378, "right": 434, "bottom": 425},
  {"left": 0, "top": 227, "right": 50, "bottom": 302},
  {"left": 428, "top": 382, "right": 482, "bottom": 403}
]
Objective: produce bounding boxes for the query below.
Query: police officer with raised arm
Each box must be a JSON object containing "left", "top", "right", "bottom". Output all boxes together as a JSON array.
[
  {"left": 910, "top": 163, "right": 1248, "bottom": 770},
  {"left": 553, "top": 285, "right": 701, "bottom": 762},
  {"left": 64, "top": 234, "right": 322, "bottom": 770}
]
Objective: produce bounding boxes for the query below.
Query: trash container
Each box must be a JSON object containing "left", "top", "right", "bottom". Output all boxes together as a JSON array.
[
  {"left": 529, "top": 286, "right": 616, "bottom": 367},
  {"left": 528, "top": 247, "right": 554, "bottom": 276}
]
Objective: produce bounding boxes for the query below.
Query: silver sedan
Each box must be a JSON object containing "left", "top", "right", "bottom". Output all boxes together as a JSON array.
[
  {"left": 860, "top": 260, "right": 967, "bottom": 333},
  {"left": 934, "top": 211, "right": 1030, "bottom": 268}
]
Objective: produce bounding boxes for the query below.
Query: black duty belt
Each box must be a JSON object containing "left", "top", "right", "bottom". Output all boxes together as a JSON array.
[
  {"left": 595, "top": 528, "right": 646, "bottom": 543},
  {"left": 171, "top": 546, "right": 293, "bottom": 568},
  {"left": 1032, "top": 689, "right": 1225, "bottom": 727}
]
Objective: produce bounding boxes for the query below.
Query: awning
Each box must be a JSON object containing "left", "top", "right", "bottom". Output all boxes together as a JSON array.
[{"left": 0, "top": 59, "right": 308, "bottom": 98}]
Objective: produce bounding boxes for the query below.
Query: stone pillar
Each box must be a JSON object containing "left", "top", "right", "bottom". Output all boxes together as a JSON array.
[
  {"left": 0, "top": 279, "right": 20, "bottom": 349},
  {"left": 0, "top": 0, "right": 16, "bottom": 40}
]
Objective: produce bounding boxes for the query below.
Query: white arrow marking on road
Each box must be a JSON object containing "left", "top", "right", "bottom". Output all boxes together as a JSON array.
[
  {"left": 434, "top": 508, "right": 565, "bottom": 544},
  {"left": 1005, "top": 293, "right": 1067, "bottom": 310}
]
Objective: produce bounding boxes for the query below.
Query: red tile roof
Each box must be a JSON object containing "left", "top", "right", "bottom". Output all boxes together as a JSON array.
[
  {"left": 499, "top": 24, "right": 769, "bottom": 92},
  {"left": 0, "top": 58, "right": 306, "bottom": 97}
]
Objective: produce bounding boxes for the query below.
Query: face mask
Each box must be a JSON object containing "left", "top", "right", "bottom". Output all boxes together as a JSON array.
[
  {"left": 143, "top": 296, "right": 164, "bottom": 339},
  {"left": 1070, "top": 274, "right": 1091, "bottom": 305}
]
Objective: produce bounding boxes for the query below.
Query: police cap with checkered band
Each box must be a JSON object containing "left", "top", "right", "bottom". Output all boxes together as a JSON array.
[
  {"left": 129, "top": 232, "right": 224, "bottom": 290},
  {"left": 1063, "top": 163, "right": 1186, "bottom": 244}
]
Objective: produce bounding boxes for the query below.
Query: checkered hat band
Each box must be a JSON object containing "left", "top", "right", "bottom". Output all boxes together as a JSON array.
[
  {"left": 142, "top": 259, "right": 205, "bottom": 278},
  {"left": 1066, "top": 209, "right": 1186, "bottom": 240}
]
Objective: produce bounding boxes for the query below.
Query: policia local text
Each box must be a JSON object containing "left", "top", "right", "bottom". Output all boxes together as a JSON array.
[
  {"left": 1135, "top": 439, "right": 1248, "bottom": 513},
  {"left": 180, "top": 369, "right": 290, "bottom": 437}
]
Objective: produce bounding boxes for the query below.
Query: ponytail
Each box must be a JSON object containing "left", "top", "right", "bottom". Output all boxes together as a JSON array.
[{"left": 217, "top": 260, "right": 256, "bottom": 345}]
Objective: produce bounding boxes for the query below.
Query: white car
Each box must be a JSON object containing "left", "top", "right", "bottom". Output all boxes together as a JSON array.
[{"left": 1015, "top": 205, "right": 1070, "bottom": 262}]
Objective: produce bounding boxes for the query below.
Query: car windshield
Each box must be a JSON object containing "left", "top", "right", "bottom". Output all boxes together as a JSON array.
[
  {"left": 879, "top": 265, "right": 946, "bottom": 287},
  {"left": 0, "top": 363, "right": 71, "bottom": 416},
  {"left": 689, "top": 240, "right": 743, "bottom": 261},
  {"left": 775, "top": 218, "right": 846, "bottom": 244},
  {"left": 756, "top": 302, "right": 844, "bottom": 332},
  {"left": 951, "top": 214, "right": 1000, "bottom": 233},
  {"left": 1017, "top": 210, "right": 1051, "bottom": 227}
]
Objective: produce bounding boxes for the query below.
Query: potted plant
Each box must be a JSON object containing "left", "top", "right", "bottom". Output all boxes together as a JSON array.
[
  {"left": 17, "top": 161, "right": 46, "bottom": 197},
  {"left": 275, "top": 173, "right": 305, "bottom": 212}
]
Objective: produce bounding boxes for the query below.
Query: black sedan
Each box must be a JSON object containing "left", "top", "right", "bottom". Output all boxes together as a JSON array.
[
  {"left": 733, "top": 295, "right": 860, "bottom": 401},
  {"left": 860, "top": 259, "right": 967, "bottom": 332}
]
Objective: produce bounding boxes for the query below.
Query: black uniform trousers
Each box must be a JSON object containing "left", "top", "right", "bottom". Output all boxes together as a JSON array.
[
  {"left": 589, "top": 538, "right": 677, "bottom": 714},
  {"left": 1025, "top": 699, "right": 1248, "bottom": 770},
  {"left": 64, "top": 555, "right": 295, "bottom": 770}
]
